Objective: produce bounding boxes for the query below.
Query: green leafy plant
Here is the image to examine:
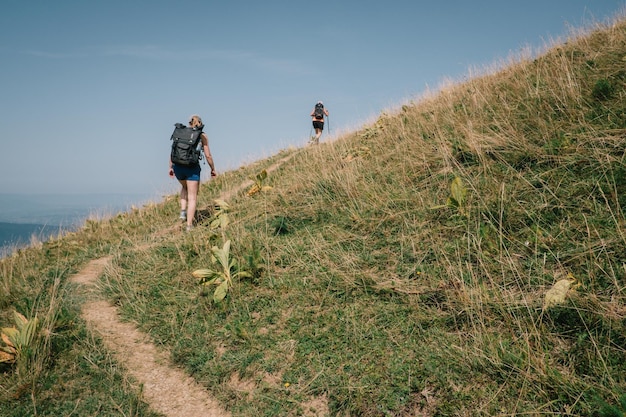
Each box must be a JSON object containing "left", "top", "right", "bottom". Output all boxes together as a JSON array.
[
  {"left": 244, "top": 239, "right": 265, "bottom": 281},
  {"left": 192, "top": 240, "right": 252, "bottom": 303},
  {"left": 543, "top": 273, "right": 579, "bottom": 310},
  {"left": 0, "top": 311, "right": 39, "bottom": 375},
  {"left": 431, "top": 176, "right": 467, "bottom": 216},
  {"left": 210, "top": 199, "right": 230, "bottom": 230},
  {"left": 247, "top": 170, "right": 273, "bottom": 196}
]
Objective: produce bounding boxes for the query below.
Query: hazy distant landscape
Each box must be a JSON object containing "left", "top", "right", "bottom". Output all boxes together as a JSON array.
[
  {"left": 0, "top": 192, "right": 156, "bottom": 257},
  {"left": 0, "top": 222, "right": 67, "bottom": 258}
]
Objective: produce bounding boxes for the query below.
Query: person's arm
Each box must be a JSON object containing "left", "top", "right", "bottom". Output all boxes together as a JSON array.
[
  {"left": 169, "top": 158, "right": 174, "bottom": 177},
  {"left": 202, "top": 133, "right": 216, "bottom": 176},
  {"left": 325, "top": 109, "right": 329, "bottom": 116}
]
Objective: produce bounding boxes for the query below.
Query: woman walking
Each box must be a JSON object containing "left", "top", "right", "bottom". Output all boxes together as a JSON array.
[{"left": 168, "top": 114, "right": 216, "bottom": 231}]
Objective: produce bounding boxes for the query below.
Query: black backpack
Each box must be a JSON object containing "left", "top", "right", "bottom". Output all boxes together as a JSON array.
[
  {"left": 170, "top": 123, "right": 203, "bottom": 166},
  {"left": 314, "top": 103, "right": 325, "bottom": 119}
]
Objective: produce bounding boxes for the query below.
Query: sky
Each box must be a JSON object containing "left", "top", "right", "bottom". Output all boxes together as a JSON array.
[{"left": 1, "top": 0, "right": 624, "bottom": 202}]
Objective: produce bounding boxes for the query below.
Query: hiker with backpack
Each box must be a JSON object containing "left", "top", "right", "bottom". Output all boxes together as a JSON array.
[
  {"left": 168, "top": 114, "right": 216, "bottom": 231},
  {"left": 310, "top": 101, "right": 329, "bottom": 144}
]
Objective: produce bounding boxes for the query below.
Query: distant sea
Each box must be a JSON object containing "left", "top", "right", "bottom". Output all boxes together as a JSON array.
[{"left": 0, "top": 193, "right": 158, "bottom": 258}]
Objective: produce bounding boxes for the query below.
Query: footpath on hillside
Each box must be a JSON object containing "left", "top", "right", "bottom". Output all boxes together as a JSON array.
[
  {"left": 69, "top": 152, "right": 306, "bottom": 417},
  {"left": 71, "top": 256, "right": 229, "bottom": 417}
]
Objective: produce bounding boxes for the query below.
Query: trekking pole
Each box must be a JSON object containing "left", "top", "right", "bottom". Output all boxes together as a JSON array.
[{"left": 326, "top": 115, "right": 330, "bottom": 135}]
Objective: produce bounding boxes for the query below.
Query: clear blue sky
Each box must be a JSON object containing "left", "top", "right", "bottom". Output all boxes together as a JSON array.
[{"left": 1, "top": 1, "right": 623, "bottom": 200}]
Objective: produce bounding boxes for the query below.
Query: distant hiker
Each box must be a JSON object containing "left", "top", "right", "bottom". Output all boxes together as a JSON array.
[
  {"left": 310, "top": 101, "right": 329, "bottom": 144},
  {"left": 168, "top": 114, "right": 216, "bottom": 231}
]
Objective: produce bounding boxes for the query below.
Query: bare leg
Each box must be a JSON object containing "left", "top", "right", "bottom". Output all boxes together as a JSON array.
[
  {"left": 177, "top": 179, "right": 189, "bottom": 221},
  {"left": 178, "top": 180, "right": 188, "bottom": 211},
  {"left": 314, "top": 128, "right": 322, "bottom": 143},
  {"left": 185, "top": 180, "right": 200, "bottom": 228}
]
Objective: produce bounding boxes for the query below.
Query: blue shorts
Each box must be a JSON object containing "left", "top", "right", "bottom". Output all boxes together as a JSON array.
[{"left": 173, "top": 164, "right": 201, "bottom": 181}]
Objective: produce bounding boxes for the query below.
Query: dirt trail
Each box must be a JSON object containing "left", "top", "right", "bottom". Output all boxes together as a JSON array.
[
  {"left": 69, "top": 152, "right": 299, "bottom": 416},
  {"left": 71, "top": 259, "right": 229, "bottom": 417}
]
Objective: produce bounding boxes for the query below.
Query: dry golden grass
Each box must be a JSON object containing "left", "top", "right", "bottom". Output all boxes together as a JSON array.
[{"left": 3, "top": 13, "right": 626, "bottom": 416}]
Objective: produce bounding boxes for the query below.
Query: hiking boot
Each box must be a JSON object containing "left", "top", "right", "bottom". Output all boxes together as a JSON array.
[
  {"left": 185, "top": 224, "right": 194, "bottom": 232},
  {"left": 179, "top": 210, "right": 187, "bottom": 220}
]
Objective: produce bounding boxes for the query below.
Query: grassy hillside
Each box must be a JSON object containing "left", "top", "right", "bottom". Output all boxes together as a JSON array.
[{"left": 2, "top": 15, "right": 626, "bottom": 416}]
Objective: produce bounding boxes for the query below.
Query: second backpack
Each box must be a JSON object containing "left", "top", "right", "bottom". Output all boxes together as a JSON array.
[{"left": 314, "top": 103, "right": 325, "bottom": 119}]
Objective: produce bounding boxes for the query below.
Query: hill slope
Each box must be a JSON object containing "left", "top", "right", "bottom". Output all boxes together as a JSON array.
[{"left": 2, "top": 15, "right": 626, "bottom": 417}]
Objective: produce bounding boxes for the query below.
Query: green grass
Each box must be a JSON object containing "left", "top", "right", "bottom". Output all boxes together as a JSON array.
[{"left": 3, "top": 14, "right": 626, "bottom": 416}]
